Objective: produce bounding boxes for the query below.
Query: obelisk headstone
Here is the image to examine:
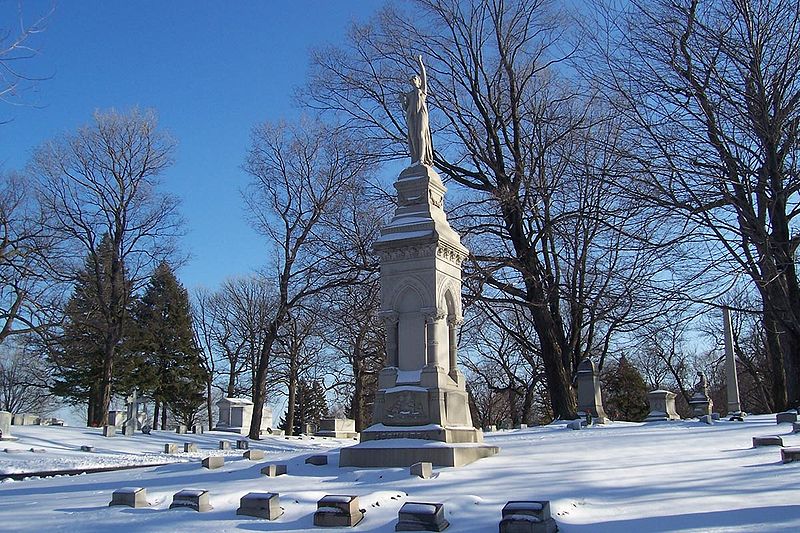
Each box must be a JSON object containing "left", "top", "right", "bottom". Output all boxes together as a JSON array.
[
  {"left": 339, "top": 56, "right": 498, "bottom": 468},
  {"left": 723, "top": 307, "right": 744, "bottom": 420},
  {"left": 576, "top": 358, "right": 609, "bottom": 424}
]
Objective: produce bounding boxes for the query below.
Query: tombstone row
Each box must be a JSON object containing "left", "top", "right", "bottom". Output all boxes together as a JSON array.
[{"left": 109, "top": 488, "right": 555, "bottom": 532}]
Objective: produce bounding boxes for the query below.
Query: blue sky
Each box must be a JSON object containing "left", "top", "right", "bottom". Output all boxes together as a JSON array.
[{"left": 1, "top": 0, "right": 382, "bottom": 291}]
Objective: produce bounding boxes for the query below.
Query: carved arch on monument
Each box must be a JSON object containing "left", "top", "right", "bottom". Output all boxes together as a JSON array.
[
  {"left": 391, "top": 276, "right": 430, "bottom": 370},
  {"left": 437, "top": 278, "right": 462, "bottom": 320}
]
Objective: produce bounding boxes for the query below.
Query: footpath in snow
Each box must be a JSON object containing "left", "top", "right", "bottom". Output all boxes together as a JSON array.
[{"left": 1, "top": 414, "right": 799, "bottom": 532}]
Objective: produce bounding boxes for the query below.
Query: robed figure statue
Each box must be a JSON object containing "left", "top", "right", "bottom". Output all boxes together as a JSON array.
[{"left": 402, "top": 55, "right": 434, "bottom": 166}]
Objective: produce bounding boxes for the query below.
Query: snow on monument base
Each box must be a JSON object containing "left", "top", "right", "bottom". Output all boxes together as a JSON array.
[{"left": 339, "top": 439, "right": 499, "bottom": 468}]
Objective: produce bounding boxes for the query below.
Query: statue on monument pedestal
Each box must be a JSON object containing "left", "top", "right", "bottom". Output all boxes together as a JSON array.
[{"left": 402, "top": 55, "right": 434, "bottom": 167}]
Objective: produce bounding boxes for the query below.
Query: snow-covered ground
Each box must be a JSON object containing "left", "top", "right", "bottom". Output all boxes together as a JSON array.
[{"left": 1, "top": 415, "right": 798, "bottom": 532}]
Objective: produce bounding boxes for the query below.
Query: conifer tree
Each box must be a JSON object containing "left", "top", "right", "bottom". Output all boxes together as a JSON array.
[
  {"left": 601, "top": 356, "right": 650, "bottom": 422},
  {"left": 49, "top": 236, "right": 138, "bottom": 425},
  {"left": 279, "top": 379, "right": 328, "bottom": 435},
  {"left": 132, "top": 262, "right": 206, "bottom": 428}
]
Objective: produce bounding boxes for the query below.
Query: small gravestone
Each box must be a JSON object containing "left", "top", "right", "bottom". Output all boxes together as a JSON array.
[
  {"left": 29, "top": 448, "right": 46, "bottom": 453},
  {"left": 141, "top": 424, "right": 152, "bottom": 435},
  {"left": 80, "top": 445, "right": 94, "bottom": 452},
  {"left": 699, "top": 414, "right": 714, "bottom": 425},
  {"left": 645, "top": 390, "right": 680, "bottom": 422},
  {"left": 4, "top": 448, "right": 22, "bottom": 453},
  {"left": 410, "top": 462, "right": 432, "bottom": 479},
  {"left": 515, "top": 424, "right": 528, "bottom": 430},
  {"left": 184, "top": 443, "right": 198, "bottom": 453},
  {"left": 170, "top": 489, "right": 211, "bottom": 512},
  {"left": 261, "top": 464, "right": 288, "bottom": 477},
  {"left": 0, "top": 411, "right": 15, "bottom": 441},
  {"left": 711, "top": 413, "right": 720, "bottom": 421},
  {"left": 486, "top": 425, "right": 497, "bottom": 432},
  {"left": 219, "top": 440, "right": 231, "bottom": 450},
  {"left": 237, "top": 492, "right": 283, "bottom": 520},
  {"left": 244, "top": 449, "right": 265, "bottom": 460},
  {"left": 306, "top": 454, "right": 327, "bottom": 466},
  {"left": 316, "top": 418, "right": 358, "bottom": 439},
  {"left": 566, "top": 420, "right": 583, "bottom": 430},
  {"left": 752, "top": 435, "right": 784, "bottom": 447},
  {"left": 781, "top": 447, "right": 800, "bottom": 463},
  {"left": 500, "top": 501, "right": 558, "bottom": 533},
  {"left": 176, "top": 425, "right": 188, "bottom": 434},
  {"left": 164, "top": 443, "right": 177, "bottom": 454},
  {"left": 202, "top": 456, "right": 224, "bottom": 469},
  {"left": 103, "top": 425, "right": 116, "bottom": 437},
  {"left": 192, "top": 425, "right": 204, "bottom": 434},
  {"left": 109, "top": 487, "right": 149, "bottom": 508},
  {"left": 776, "top": 411, "right": 798, "bottom": 424},
  {"left": 303, "top": 423, "right": 316, "bottom": 435},
  {"left": 688, "top": 372, "right": 713, "bottom": 417},
  {"left": 396, "top": 502, "right": 449, "bottom": 532},
  {"left": 236, "top": 439, "right": 249, "bottom": 450},
  {"left": 313, "top": 495, "right": 364, "bottom": 527}
]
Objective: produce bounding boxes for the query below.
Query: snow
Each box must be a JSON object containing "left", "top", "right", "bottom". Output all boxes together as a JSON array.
[
  {"left": 1, "top": 415, "right": 800, "bottom": 532},
  {"left": 402, "top": 502, "right": 438, "bottom": 514}
]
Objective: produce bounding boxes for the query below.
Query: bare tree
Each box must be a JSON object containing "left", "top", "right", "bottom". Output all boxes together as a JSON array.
[
  {"left": 0, "top": 340, "right": 52, "bottom": 414},
  {"left": 0, "top": 171, "right": 60, "bottom": 345},
  {"left": 0, "top": 1, "right": 54, "bottom": 118},
  {"left": 243, "top": 120, "right": 373, "bottom": 438},
  {"left": 32, "top": 109, "right": 183, "bottom": 426},
  {"left": 587, "top": 0, "right": 800, "bottom": 408}
]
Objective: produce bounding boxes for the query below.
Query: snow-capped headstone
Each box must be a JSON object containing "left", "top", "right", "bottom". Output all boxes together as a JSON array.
[
  {"left": 781, "top": 447, "right": 800, "bottom": 463},
  {"left": 219, "top": 440, "right": 230, "bottom": 450},
  {"left": 169, "top": 489, "right": 211, "bottom": 512},
  {"left": 645, "top": 390, "right": 681, "bottom": 422},
  {"left": 176, "top": 425, "right": 187, "bottom": 434},
  {"left": 183, "top": 443, "right": 197, "bottom": 453},
  {"left": 316, "top": 418, "right": 358, "bottom": 439},
  {"left": 776, "top": 411, "right": 798, "bottom": 424},
  {"left": 752, "top": 435, "right": 784, "bottom": 447},
  {"left": 236, "top": 439, "right": 249, "bottom": 450},
  {"left": 396, "top": 502, "right": 449, "bottom": 532},
  {"left": 500, "top": 501, "right": 558, "bottom": 533},
  {"left": 313, "top": 495, "right": 364, "bottom": 527},
  {"left": 260, "top": 464, "right": 287, "bottom": 477},
  {"left": 576, "top": 358, "right": 608, "bottom": 424},
  {"left": 244, "top": 449, "right": 264, "bottom": 460},
  {"left": 306, "top": 454, "right": 327, "bottom": 466},
  {"left": 109, "top": 487, "right": 149, "bottom": 508},
  {"left": 192, "top": 425, "right": 204, "bottom": 434},
  {"left": 103, "top": 425, "right": 116, "bottom": 437},
  {"left": 201, "top": 456, "right": 224, "bottom": 469},
  {"left": 410, "top": 461, "right": 432, "bottom": 479},
  {"left": 236, "top": 492, "right": 283, "bottom": 520},
  {"left": 213, "top": 397, "right": 273, "bottom": 436},
  {"left": 164, "top": 443, "right": 177, "bottom": 454}
]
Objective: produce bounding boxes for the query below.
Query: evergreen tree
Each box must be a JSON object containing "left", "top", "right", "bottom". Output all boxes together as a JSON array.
[
  {"left": 602, "top": 356, "right": 650, "bottom": 422},
  {"left": 132, "top": 262, "right": 206, "bottom": 428},
  {"left": 279, "top": 379, "right": 329, "bottom": 435},
  {"left": 49, "top": 236, "right": 138, "bottom": 425}
]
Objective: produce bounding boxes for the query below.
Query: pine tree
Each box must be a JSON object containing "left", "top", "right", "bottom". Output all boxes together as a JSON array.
[
  {"left": 49, "top": 236, "right": 138, "bottom": 425},
  {"left": 602, "top": 356, "right": 650, "bottom": 422},
  {"left": 279, "top": 379, "right": 329, "bottom": 435},
  {"left": 132, "top": 262, "right": 206, "bottom": 428}
]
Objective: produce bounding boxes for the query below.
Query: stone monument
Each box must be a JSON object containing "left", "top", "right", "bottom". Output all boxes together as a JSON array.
[
  {"left": 645, "top": 390, "right": 680, "bottom": 421},
  {"left": 339, "top": 56, "right": 498, "bottom": 468},
  {"left": 0, "top": 410, "right": 15, "bottom": 440},
  {"left": 575, "top": 358, "right": 608, "bottom": 423},
  {"left": 688, "top": 371, "right": 713, "bottom": 417},
  {"left": 722, "top": 307, "right": 745, "bottom": 420},
  {"left": 122, "top": 391, "right": 143, "bottom": 436},
  {"left": 213, "top": 397, "right": 273, "bottom": 436}
]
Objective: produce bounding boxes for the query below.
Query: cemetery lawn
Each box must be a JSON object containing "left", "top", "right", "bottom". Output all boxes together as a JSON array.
[{"left": 1, "top": 414, "right": 799, "bottom": 532}]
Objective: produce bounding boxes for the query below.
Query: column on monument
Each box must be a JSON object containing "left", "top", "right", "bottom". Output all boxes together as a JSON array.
[
  {"left": 447, "top": 316, "right": 460, "bottom": 374},
  {"left": 382, "top": 311, "right": 400, "bottom": 367},
  {"left": 424, "top": 309, "right": 445, "bottom": 367}
]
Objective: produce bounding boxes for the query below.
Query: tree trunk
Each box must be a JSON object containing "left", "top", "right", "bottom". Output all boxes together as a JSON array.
[
  {"left": 764, "top": 309, "right": 789, "bottom": 412},
  {"left": 206, "top": 379, "right": 213, "bottom": 428},
  {"left": 286, "top": 368, "right": 298, "bottom": 437},
  {"left": 161, "top": 403, "right": 167, "bottom": 430},
  {"left": 153, "top": 400, "right": 161, "bottom": 430},
  {"left": 248, "top": 320, "right": 280, "bottom": 439}
]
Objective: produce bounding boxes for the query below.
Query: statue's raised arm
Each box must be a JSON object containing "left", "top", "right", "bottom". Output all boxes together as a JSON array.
[{"left": 403, "top": 55, "right": 434, "bottom": 167}]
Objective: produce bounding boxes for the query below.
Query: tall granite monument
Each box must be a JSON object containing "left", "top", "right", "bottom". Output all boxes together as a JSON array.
[{"left": 339, "top": 56, "right": 498, "bottom": 468}]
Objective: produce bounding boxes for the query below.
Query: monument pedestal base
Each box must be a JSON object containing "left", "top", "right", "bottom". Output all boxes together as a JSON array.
[{"left": 339, "top": 439, "right": 499, "bottom": 468}]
